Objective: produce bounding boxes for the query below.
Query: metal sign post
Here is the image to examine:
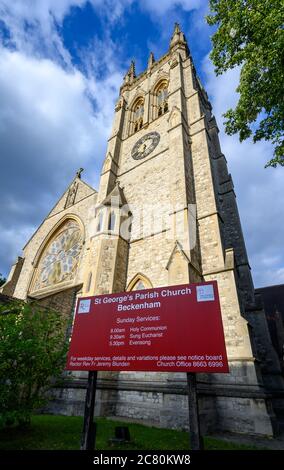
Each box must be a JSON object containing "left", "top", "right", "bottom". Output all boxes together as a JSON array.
[
  {"left": 81, "top": 370, "right": 98, "bottom": 450},
  {"left": 67, "top": 282, "right": 228, "bottom": 451},
  {"left": 187, "top": 372, "right": 203, "bottom": 450}
]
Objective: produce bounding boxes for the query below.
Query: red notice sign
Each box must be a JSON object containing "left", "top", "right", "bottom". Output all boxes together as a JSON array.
[{"left": 66, "top": 281, "right": 229, "bottom": 373}]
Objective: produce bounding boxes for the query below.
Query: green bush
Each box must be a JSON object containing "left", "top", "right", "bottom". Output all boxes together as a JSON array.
[{"left": 0, "top": 301, "right": 70, "bottom": 428}]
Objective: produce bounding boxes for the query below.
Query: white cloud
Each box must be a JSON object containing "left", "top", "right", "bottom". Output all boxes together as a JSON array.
[
  {"left": 141, "top": 0, "right": 203, "bottom": 15},
  {"left": 0, "top": 0, "right": 133, "bottom": 65},
  {"left": 0, "top": 46, "right": 96, "bottom": 171},
  {"left": 0, "top": 47, "right": 93, "bottom": 270},
  {"left": 202, "top": 55, "right": 284, "bottom": 288},
  {"left": 0, "top": 44, "right": 121, "bottom": 276},
  {"left": 0, "top": 0, "right": 84, "bottom": 64}
]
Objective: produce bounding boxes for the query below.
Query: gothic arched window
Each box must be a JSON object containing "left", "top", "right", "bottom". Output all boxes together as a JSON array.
[
  {"left": 127, "top": 273, "right": 153, "bottom": 291},
  {"left": 153, "top": 81, "right": 168, "bottom": 119},
  {"left": 132, "top": 98, "right": 144, "bottom": 134},
  {"left": 32, "top": 219, "right": 83, "bottom": 292}
]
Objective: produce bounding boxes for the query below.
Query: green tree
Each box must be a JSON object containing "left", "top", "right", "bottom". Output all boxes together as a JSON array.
[
  {"left": 206, "top": 0, "right": 284, "bottom": 167},
  {"left": 0, "top": 274, "right": 6, "bottom": 287},
  {"left": 0, "top": 300, "right": 70, "bottom": 428}
]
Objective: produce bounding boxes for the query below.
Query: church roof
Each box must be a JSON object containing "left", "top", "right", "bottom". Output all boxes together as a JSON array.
[
  {"left": 99, "top": 182, "right": 127, "bottom": 208},
  {"left": 22, "top": 172, "right": 97, "bottom": 251}
]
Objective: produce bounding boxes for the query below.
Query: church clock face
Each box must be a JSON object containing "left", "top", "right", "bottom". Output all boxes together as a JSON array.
[{"left": 131, "top": 131, "right": 160, "bottom": 160}]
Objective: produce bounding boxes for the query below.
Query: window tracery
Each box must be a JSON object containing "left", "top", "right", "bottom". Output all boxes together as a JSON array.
[
  {"left": 152, "top": 80, "right": 169, "bottom": 120},
  {"left": 156, "top": 82, "right": 168, "bottom": 117},
  {"left": 130, "top": 97, "right": 144, "bottom": 135},
  {"left": 133, "top": 100, "right": 144, "bottom": 132},
  {"left": 33, "top": 220, "right": 82, "bottom": 291}
]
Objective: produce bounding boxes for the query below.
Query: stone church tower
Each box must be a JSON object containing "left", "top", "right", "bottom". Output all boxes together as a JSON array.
[{"left": 2, "top": 24, "right": 283, "bottom": 435}]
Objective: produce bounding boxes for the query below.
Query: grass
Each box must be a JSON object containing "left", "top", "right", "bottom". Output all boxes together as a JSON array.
[{"left": 0, "top": 414, "right": 260, "bottom": 450}]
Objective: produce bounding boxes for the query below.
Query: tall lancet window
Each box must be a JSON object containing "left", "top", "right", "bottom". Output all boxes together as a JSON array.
[
  {"left": 97, "top": 211, "right": 103, "bottom": 232},
  {"left": 108, "top": 211, "right": 116, "bottom": 231},
  {"left": 154, "top": 80, "right": 168, "bottom": 118},
  {"left": 132, "top": 98, "right": 144, "bottom": 133}
]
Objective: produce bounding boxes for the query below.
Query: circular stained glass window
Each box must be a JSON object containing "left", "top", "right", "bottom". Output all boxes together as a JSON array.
[{"left": 33, "top": 220, "right": 82, "bottom": 291}]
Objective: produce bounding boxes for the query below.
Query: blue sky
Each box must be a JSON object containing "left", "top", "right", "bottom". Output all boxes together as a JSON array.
[{"left": 0, "top": 0, "right": 283, "bottom": 287}]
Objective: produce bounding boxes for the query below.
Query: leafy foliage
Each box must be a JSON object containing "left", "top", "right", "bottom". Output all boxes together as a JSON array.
[
  {"left": 0, "top": 274, "right": 6, "bottom": 287},
  {"left": 207, "top": 0, "right": 284, "bottom": 167},
  {"left": 0, "top": 301, "right": 70, "bottom": 429}
]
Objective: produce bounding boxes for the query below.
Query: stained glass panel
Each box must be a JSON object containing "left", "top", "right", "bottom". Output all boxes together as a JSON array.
[{"left": 33, "top": 220, "right": 82, "bottom": 291}]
